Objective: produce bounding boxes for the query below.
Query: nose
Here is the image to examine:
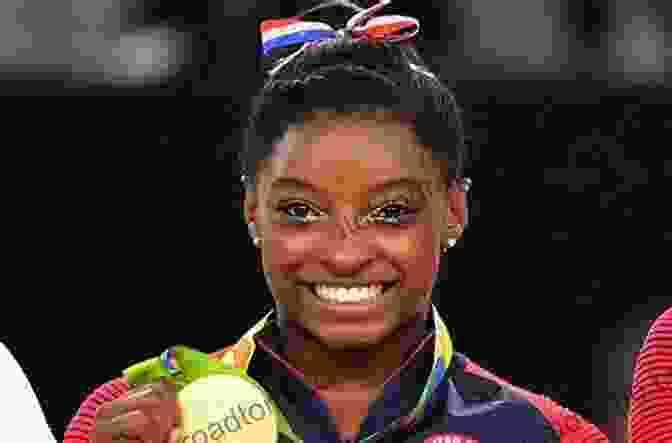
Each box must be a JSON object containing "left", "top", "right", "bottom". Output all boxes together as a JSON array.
[{"left": 318, "top": 213, "right": 377, "bottom": 275}]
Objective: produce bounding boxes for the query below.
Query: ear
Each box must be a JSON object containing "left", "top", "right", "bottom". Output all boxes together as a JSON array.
[
  {"left": 243, "top": 188, "right": 259, "bottom": 226},
  {"left": 444, "top": 187, "right": 467, "bottom": 238}
]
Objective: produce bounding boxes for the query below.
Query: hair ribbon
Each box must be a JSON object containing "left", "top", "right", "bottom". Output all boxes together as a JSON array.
[{"left": 261, "top": 0, "right": 420, "bottom": 75}]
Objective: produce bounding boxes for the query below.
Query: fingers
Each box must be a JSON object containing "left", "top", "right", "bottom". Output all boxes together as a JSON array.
[
  {"left": 94, "top": 409, "right": 178, "bottom": 443},
  {"left": 92, "top": 379, "right": 181, "bottom": 443},
  {"left": 168, "top": 427, "right": 184, "bottom": 443},
  {"left": 93, "top": 410, "right": 159, "bottom": 442},
  {"left": 95, "top": 396, "right": 166, "bottom": 422},
  {"left": 96, "top": 380, "right": 178, "bottom": 421}
]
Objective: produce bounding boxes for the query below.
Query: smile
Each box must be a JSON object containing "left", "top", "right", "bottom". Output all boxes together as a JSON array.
[{"left": 304, "top": 282, "right": 397, "bottom": 304}]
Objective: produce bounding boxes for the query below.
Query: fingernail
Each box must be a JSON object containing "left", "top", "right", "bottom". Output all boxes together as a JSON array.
[
  {"left": 126, "top": 386, "right": 155, "bottom": 401},
  {"left": 110, "top": 410, "right": 150, "bottom": 428}
]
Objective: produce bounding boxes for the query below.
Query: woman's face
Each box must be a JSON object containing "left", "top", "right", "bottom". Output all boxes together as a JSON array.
[{"left": 245, "top": 112, "right": 465, "bottom": 350}]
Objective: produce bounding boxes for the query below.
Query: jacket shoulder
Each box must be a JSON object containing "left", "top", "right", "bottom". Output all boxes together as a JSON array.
[
  {"left": 460, "top": 356, "right": 609, "bottom": 443},
  {"left": 629, "top": 306, "right": 672, "bottom": 443}
]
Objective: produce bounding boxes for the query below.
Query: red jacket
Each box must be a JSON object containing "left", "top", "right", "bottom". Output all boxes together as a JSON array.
[
  {"left": 64, "top": 346, "right": 607, "bottom": 442},
  {"left": 629, "top": 306, "right": 672, "bottom": 443}
]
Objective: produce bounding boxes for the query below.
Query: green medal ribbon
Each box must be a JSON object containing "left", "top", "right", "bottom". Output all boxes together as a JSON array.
[
  {"left": 122, "top": 306, "right": 452, "bottom": 443},
  {"left": 123, "top": 345, "right": 303, "bottom": 443}
]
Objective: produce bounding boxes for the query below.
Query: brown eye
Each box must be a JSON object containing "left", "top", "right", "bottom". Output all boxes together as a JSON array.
[
  {"left": 370, "top": 203, "right": 419, "bottom": 225},
  {"left": 378, "top": 204, "right": 405, "bottom": 217},
  {"left": 277, "top": 202, "right": 321, "bottom": 224}
]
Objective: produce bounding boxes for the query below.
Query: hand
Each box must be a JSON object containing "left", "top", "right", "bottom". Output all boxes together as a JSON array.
[{"left": 91, "top": 378, "right": 181, "bottom": 443}]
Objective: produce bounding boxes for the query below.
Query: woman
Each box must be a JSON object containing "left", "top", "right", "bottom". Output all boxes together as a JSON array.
[
  {"left": 1, "top": 342, "right": 57, "bottom": 442},
  {"left": 628, "top": 306, "right": 672, "bottom": 442},
  {"left": 65, "top": 1, "right": 609, "bottom": 442}
]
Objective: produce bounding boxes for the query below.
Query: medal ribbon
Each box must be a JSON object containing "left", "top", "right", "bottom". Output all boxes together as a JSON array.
[
  {"left": 123, "top": 305, "right": 451, "bottom": 443},
  {"left": 124, "top": 336, "right": 302, "bottom": 443}
]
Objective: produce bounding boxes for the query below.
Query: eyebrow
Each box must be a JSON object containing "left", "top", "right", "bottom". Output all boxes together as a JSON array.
[{"left": 269, "top": 177, "right": 431, "bottom": 197}]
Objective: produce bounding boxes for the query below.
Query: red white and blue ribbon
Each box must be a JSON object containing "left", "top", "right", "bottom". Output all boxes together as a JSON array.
[
  {"left": 261, "top": 19, "right": 338, "bottom": 57},
  {"left": 260, "top": 0, "right": 420, "bottom": 75}
]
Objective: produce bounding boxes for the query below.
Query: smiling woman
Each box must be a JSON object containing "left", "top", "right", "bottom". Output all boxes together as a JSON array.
[
  {"left": 246, "top": 112, "right": 455, "bottom": 356},
  {"left": 65, "top": 1, "right": 608, "bottom": 443}
]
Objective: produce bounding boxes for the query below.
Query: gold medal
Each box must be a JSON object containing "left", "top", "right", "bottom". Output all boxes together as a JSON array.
[
  {"left": 178, "top": 373, "right": 278, "bottom": 443},
  {"left": 124, "top": 345, "right": 300, "bottom": 443}
]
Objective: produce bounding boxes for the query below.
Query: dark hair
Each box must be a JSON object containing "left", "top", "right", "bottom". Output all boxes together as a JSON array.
[{"left": 239, "top": 0, "right": 467, "bottom": 194}]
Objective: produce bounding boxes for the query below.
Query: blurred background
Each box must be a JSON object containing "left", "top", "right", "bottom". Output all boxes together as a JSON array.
[
  {"left": 2, "top": 0, "right": 670, "bottom": 93},
  {"left": 2, "top": 1, "right": 670, "bottom": 442}
]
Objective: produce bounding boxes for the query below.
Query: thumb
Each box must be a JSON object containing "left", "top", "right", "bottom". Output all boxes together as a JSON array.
[{"left": 168, "top": 427, "right": 183, "bottom": 443}]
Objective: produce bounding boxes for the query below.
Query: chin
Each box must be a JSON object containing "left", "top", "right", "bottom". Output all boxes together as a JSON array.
[
  {"left": 312, "top": 325, "right": 391, "bottom": 351},
  {"left": 321, "top": 336, "right": 381, "bottom": 351}
]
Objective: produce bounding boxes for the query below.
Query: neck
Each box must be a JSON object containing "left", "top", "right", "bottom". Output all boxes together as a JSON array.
[{"left": 279, "top": 308, "right": 431, "bottom": 392}]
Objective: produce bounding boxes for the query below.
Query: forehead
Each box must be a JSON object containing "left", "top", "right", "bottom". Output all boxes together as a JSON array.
[{"left": 261, "top": 112, "right": 440, "bottom": 197}]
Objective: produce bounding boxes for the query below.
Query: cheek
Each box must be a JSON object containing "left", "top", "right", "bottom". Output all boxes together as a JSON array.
[
  {"left": 261, "top": 234, "right": 307, "bottom": 307},
  {"left": 261, "top": 228, "right": 316, "bottom": 276},
  {"left": 389, "top": 227, "right": 437, "bottom": 289}
]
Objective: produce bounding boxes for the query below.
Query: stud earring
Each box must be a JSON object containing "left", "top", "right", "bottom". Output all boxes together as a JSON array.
[
  {"left": 440, "top": 239, "right": 457, "bottom": 255},
  {"left": 441, "top": 224, "right": 462, "bottom": 255},
  {"left": 248, "top": 222, "right": 261, "bottom": 248}
]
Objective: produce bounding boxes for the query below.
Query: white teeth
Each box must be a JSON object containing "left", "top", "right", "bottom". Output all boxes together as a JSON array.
[{"left": 314, "top": 284, "right": 385, "bottom": 303}]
